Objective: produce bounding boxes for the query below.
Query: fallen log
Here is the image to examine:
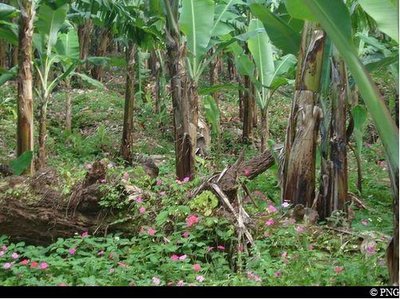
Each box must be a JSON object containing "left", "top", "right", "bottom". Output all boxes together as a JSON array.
[
  {"left": 0, "top": 161, "right": 136, "bottom": 245},
  {"left": 192, "top": 145, "right": 281, "bottom": 201}
]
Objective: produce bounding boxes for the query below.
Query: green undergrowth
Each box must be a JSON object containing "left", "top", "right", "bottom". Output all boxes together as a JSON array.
[{"left": 0, "top": 77, "right": 394, "bottom": 286}]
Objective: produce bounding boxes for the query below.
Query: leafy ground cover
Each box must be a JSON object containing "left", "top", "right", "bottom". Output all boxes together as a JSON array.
[{"left": 0, "top": 73, "right": 393, "bottom": 286}]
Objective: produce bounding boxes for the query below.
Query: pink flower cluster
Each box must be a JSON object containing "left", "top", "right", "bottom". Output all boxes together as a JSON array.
[
  {"left": 170, "top": 254, "right": 187, "bottom": 261},
  {"left": 246, "top": 271, "right": 262, "bottom": 282},
  {"left": 176, "top": 177, "right": 190, "bottom": 184},
  {"left": 186, "top": 214, "right": 199, "bottom": 227}
]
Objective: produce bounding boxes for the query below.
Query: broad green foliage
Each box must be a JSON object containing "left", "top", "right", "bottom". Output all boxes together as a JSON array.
[
  {"left": 9, "top": 151, "right": 33, "bottom": 175},
  {"left": 358, "top": 0, "right": 398, "bottom": 43},
  {"left": 352, "top": 105, "right": 368, "bottom": 157},
  {"left": 189, "top": 191, "right": 219, "bottom": 216},
  {"left": 247, "top": 19, "right": 274, "bottom": 109},
  {"left": 55, "top": 29, "right": 80, "bottom": 60},
  {"left": 297, "top": 0, "right": 399, "bottom": 176},
  {"left": 35, "top": 3, "right": 69, "bottom": 56},
  {"left": 249, "top": 3, "right": 301, "bottom": 55},
  {"left": 0, "top": 3, "right": 19, "bottom": 45},
  {"left": 179, "top": 0, "right": 215, "bottom": 78},
  {"left": 203, "top": 95, "right": 220, "bottom": 135}
]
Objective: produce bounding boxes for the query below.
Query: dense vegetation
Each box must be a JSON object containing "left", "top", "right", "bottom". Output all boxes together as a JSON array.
[{"left": 0, "top": 0, "right": 398, "bottom": 286}]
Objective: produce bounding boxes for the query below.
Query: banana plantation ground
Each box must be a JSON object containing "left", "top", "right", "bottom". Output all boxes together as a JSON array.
[
  {"left": 0, "top": 0, "right": 398, "bottom": 289},
  {"left": 0, "top": 69, "right": 394, "bottom": 286}
]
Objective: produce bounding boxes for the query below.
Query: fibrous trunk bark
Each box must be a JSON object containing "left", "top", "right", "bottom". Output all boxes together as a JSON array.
[
  {"left": 65, "top": 79, "right": 72, "bottom": 132},
  {"left": 16, "top": 0, "right": 35, "bottom": 175},
  {"left": 238, "top": 74, "right": 244, "bottom": 121},
  {"left": 317, "top": 53, "right": 348, "bottom": 219},
  {"left": 209, "top": 48, "right": 219, "bottom": 103},
  {"left": 260, "top": 108, "right": 268, "bottom": 152},
  {"left": 37, "top": 99, "right": 48, "bottom": 169},
  {"left": 242, "top": 74, "right": 253, "bottom": 143},
  {"left": 165, "top": 0, "right": 197, "bottom": 180},
  {"left": 78, "top": 19, "right": 93, "bottom": 72},
  {"left": 281, "top": 22, "right": 325, "bottom": 207},
  {"left": 91, "top": 28, "right": 110, "bottom": 82},
  {"left": 120, "top": 43, "right": 136, "bottom": 163},
  {"left": 0, "top": 39, "right": 7, "bottom": 69}
]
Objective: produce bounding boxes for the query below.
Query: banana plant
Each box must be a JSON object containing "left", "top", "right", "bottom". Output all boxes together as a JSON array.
[
  {"left": 247, "top": 18, "right": 296, "bottom": 152},
  {"left": 285, "top": 0, "right": 399, "bottom": 285},
  {"left": 285, "top": 0, "right": 398, "bottom": 177}
]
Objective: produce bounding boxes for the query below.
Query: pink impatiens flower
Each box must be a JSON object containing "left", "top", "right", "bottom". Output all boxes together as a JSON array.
[
  {"left": 267, "top": 205, "right": 277, "bottom": 213},
  {"left": 186, "top": 214, "right": 199, "bottom": 227},
  {"left": 152, "top": 277, "right": 161, "bottom": 286},
  {"left": 122, "top": 172, "right": 130, "bottom": 180},
  {"left": 3, "top": 262, "right": 12, "bottom": 269},
  {"left": 2, "top": 245, "right": 7, "bottom": 251},
  {"left": 20, "top": 259, "right": 29, "bottom": 265},
  {"left": 196, "top": 275, "right": 205, "bottom": 282},
  {"left": 282, "top": 201, "right": 290, "bottom": 208},
  {"left": 217, "top": 245, "right": 225, "bottom": 251},
  {"left": 334, "top": 266, "right": 344, "bottom": 274},
  {"left": 182, "top": 177, "right": 190, "bottom": 183},
  {"left": 81, "top": 231, "right": 89, "bottom": 238},
  {"left": 98, "top": 250, "right": 105, "bottom": 256},
  {"left": 246, "top": 271, "right": 262, "bottom": 282},
  {"left": 68, "top": 248, "right": 76, "bottom": 255},
  {"left": 366, "top": 245, "right": 376, "bottom": 255},
  {"left": 295, "top": 225, "right": 305, "bottom": 234},
  {"left": 265, "top": 219, "right": 275, "bottom": 226},
  {"left": 274, "top": 271, "right": 282, "bottom": 278},
  {"left": 176, "top": 280, "right": 185, "bottom": 286},
  {"left": 11, "top": 252, "right": 19, "bottom": 259},
  {"left": 139, "top": 206, "right": 146, "bottom": 214},
  {"left": 156, "top": 179, "right": 162, "bottom": 186},
  {"left": 243, "top": 168, "right": 251, "bottom": 177},
  {"left": 39, "top": 262, "right": 48, "bottom": 270},
  {"left": 170, "top": 254, "right": 179, "bottom": 261},
  {"left": 179, "top": 254, "right": 187, "bottom": 261},
  {"left": 135, "top": 197, "right": 143, "bottom": 203},
  {"left": 182, "top": 231, "right": 190, "bottom": 238},
  {"left": 147, "top": 228, "right": 156, "bottom": 236},
  {"left": 0, "top": 251, "right": 4, "bottom": 257},
  {"left": 30, "top": 261, "right": 38, "bottom": 268},
  {"left": 193, "top": 264, "right": 201, "bottom": 272}
]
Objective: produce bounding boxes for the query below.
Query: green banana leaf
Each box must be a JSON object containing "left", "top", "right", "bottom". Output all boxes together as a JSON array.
[
  {"left": 179, "top": 0, "right": 215, "bottom": 78},
  {"left": 247, "top": 18, "right": 274, "bottom": 109},
  {"left": 36, "top": 3, "right": 69, "bottom": 56},
  {"left": 358, "top": 0, "right": 398, "bottom": 43},
  {"left": 249, "top": 3, "right": 301, "bottom": 55}
]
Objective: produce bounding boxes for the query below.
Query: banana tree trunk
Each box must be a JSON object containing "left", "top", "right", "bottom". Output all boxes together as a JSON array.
[
  {"left": 91, "top": 28, "right": 110, "bottom": 82},
  {"left": 37, "top": 98, "right": 49, "bottom": 169},
  {"left": 165, "top": 0, "right": 197, "bottom": 180},
  {"left": 16, "top": 0, "right": 35, "bottom": 175},
  {"left": 78, "top": 19, "right": 93, "bottom": 72},
  {"left": 238, "top": 74, "right": 244, "bottom": 121},
  {"left": 65, "top": 79, "right": 72, "bottom": 133},
  {"left": 318, "top": 54, "right": 348, "bottom": 219},
  {"left": 282, "top": 22, "right": 325, "bottom": 207},
  {"left": 209, "top": 48, "right": 219, "bottom": 104},
  {"left": 260, "top": 107, "right": 268, "bottom": 152},
  {"left": 242, "top": 74, "right": 253, "bottom": 143},
  {"left": 0, "top": 39, "right": 7, "bottom": 69},
  {"left": 227, "top": 53, "right": 235, "bottom": 81},
  {"left": 251, "top": 82, "right": 257, "bottom": 128},
  {"left": 120, "top": 43, "right": 136, "bottom": 163}
]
